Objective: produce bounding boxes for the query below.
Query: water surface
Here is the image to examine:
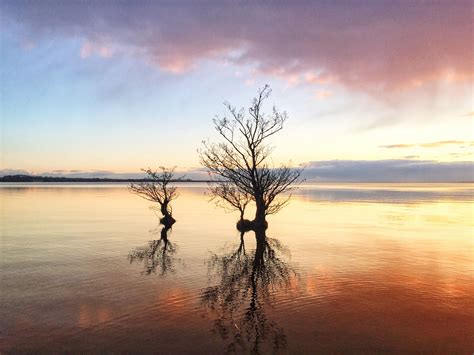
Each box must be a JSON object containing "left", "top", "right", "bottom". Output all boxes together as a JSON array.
[{"left": 1, "top": 183, "right": 473, "bottom": 353}]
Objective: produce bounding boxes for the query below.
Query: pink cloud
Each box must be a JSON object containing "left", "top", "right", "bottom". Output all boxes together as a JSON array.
[
  {"left": 2, "top": 1, "right": 472, "bottom": 93},
  {"left": 315, "top": 90, "right": 333, "bottom": 100},
  {"left": 380, "top": 141, "right": 471, "bottom": 149},
  {"left": 80, "top": 40, "right": 115, "bottom": 59}
]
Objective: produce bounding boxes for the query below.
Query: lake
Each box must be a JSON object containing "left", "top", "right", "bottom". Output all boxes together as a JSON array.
[{"left": 1, "top": 183, "right": 473, "bottom": 353}]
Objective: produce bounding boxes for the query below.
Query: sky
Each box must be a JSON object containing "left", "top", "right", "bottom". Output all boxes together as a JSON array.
[{"left": 0, "top": 0, "right": 472, "bottom": 181}]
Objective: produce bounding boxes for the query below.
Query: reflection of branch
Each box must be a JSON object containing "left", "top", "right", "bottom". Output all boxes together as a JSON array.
[
  {"left": 199, "top": 85, "right": 303, "bottom": 225},
  {"left": 202, "top": 232, "right": 297, "bottom": 354},
  {"left": 128, "top": 225, "right": 179, "bottom": 276}
]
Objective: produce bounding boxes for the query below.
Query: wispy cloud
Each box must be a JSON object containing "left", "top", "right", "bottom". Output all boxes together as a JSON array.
[
  {"left": 80, "top": 40, "right": 115, "bottom": 59},
  {"left": 420, "top": 140, "right": 465, "bottom": 148},
  {"left": 315, "top": 90, "right": 333, "bottom": 100},
  {"left": 1, "top": 1, "right": 471, "bottom": 93},
  {"left": 3, "top": 160, "right": 473, "bottom": 182},
  {"left": 302, "top": 159, "right": 473, "bottom": 182},
  {"left": 380, "top": 141, "right": 471, "bottom": 149},
  {"left": 449, "top": 152, "right": 473, "bottom": 158},
  {"left": 0, "top": 169, "right": 31, "bottom": 176},
  {"left": 380, "top": 144, "right": 416, "bottom": 149}
]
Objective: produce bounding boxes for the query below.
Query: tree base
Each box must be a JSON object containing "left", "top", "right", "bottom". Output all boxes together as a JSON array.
[
  {"left": 236, "top": 218, "right": 268, "bottom": 232},
  {"left": 160, "top": 215, "right": 176, "bottom": 228}
]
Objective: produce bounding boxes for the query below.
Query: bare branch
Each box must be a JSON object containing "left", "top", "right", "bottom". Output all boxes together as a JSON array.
[
  {"left": 199, "top": 85, "right": 303, "bottom": 226},
  {"left": 129, "top": 166, "right": 179, "bottom": 223}
]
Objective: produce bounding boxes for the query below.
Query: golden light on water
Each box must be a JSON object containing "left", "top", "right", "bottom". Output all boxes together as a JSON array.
[{"left": 1, "top": 183, "right": 473, "bottom": 352}]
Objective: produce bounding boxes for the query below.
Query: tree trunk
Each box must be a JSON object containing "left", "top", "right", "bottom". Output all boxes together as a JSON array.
[
  {"left": 253, "top": 196, "right": 268, "bottom": 232},
  {"left": 159, "top": 201, "right": 176, "bottom": 227},
  {"left": 161, "top": 201, "right": 169, "bottom": 217}
]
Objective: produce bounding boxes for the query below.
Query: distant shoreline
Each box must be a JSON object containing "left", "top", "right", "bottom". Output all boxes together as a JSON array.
[
  {"left": 0, "top": 175, "right": 472, "bottom": 184},
  {"left": 0, "top": 175, "right": 211, "bottom": 183}
]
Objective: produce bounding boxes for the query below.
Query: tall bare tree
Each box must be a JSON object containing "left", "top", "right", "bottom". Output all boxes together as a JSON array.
[
  {"left": 200, "top": 85, "right": 302, "bottom": 233},
  {"left": 130, "top": 167, "right": 178, "bottom": 226}
]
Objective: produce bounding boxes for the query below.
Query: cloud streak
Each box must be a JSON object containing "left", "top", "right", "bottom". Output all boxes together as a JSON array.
[
  {"left": 419, "top": 140, "right": 465, "bottom": 148},
  {"left": 1, "top": 1, "right": 471, "bottom": 93},
  {"left": 302, "top": 159, "right": 473, "bottom": 182},
  {"left": 380, "top": 141, "right": 471, "bottom": 149},
  {"left": 380, "top": 144, "right": 416, "bottom": 149},
  {"left": 2, "top": 160, "right": 473, "bottom": 183}
]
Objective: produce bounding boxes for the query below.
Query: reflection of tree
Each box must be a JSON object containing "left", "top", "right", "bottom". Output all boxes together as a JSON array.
[
  {"left": 128, "top": 224, "right": 178, "bottom": 276},
  {"left": 202, "top": 231, "right": 297, "bottom": 354}
]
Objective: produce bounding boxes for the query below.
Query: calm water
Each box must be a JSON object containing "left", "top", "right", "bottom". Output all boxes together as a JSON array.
[{"left": 1, "top": 183, "right": 473, "bottom": 353}]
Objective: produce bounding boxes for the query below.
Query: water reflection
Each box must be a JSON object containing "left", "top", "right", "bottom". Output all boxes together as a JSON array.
[
  {"left": 128, "top": 223, "right": 179, "bottom": 276},
  {"left": 2, "top": 184, "right": 473, "bottom": 352},
  {"left": 202, "top": 231, "right": 298, "bottom": 353},
  {"left": 294, "top": 183, "right": 474, "bottom": 204}
]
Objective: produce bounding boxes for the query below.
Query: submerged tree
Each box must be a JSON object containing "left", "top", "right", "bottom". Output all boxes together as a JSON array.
[
  {"left": 130, "top": 167, "right": 178, "bottom": 227},
  {"left": 200, "top": 85, "right": 302, "bottom": 234}
]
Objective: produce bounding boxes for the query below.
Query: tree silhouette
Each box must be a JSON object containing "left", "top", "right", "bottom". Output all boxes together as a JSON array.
[
  {"left": 208, "top": 180, "right": 252, "bottom": 224},
  {"left": 130, "top": 166, "right": 178, "bottom": 226},
  {"left": 200, "top": 85, "right": 302, "bottom": 235}
]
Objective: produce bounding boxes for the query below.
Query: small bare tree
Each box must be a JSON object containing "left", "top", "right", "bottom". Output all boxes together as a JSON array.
[
  {"left": 200, "top": 85, "right": 302, "bottom": 233},
  {"left": 209, "top": 179, "right": 252, "bottom": 221},
  {"left": 130, "top": 167, "right": 178, "bottom": 226}
]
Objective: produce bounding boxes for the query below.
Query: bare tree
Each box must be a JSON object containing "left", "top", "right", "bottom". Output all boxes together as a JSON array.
[
  {"left": 130, "top": 167, "right": 178, "bottom": 226},
  {"left": 209, "top": 179, "right": 252, "bottom": 222},
  {"left": 200, "top": 85, "right": 302, "bottom": 233}
]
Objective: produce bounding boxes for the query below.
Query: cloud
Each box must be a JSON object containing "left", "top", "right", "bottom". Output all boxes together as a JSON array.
[
  {"left": 1, "top": 1, "right": 471, "bottom": 92},
  {"left": 302, "top": 159, "right": 474, "bottom": 182},
  {"left": 401, "top": 155, "right": 419, "bottom": 159},
  {"left": 3, "top": 161, "right": 473, "bottom": 182},
  {"left": 0, "top": 169, "right": 31, "bottom": 176},
  {"left": 420, "top": 140, "right": 465, "bottom": 148},
  {"left": 40, "top": 170, "right": 116, "bottom": 178},
  {"left": 380, "top": 141, "right": 471, "bottom": 149},
  {"left": 380, "top": 144, "right": 416, "bottom": 149},
  {"left": 449, "top": 152, "right": 473, "bottom": 158},
  {"left": 80, "top": 40, "right": 115, "bottom": 59},
  {"left": 315, "top": 90, "right": 333, "bottom": 100}
]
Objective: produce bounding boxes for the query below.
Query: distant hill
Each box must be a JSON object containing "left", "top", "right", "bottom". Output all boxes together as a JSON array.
[{"left": 0, "top": 174, "right": 209, "bottom": 183}]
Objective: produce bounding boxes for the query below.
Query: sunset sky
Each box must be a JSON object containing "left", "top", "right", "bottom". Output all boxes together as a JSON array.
[{"left": 1, "top": 1, "right": 472, "bottom": 181}]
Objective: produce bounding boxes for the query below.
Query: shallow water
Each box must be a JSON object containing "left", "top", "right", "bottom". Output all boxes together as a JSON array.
[{"left": 1, "top": 183, "right": 473, "bottom": 353}]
